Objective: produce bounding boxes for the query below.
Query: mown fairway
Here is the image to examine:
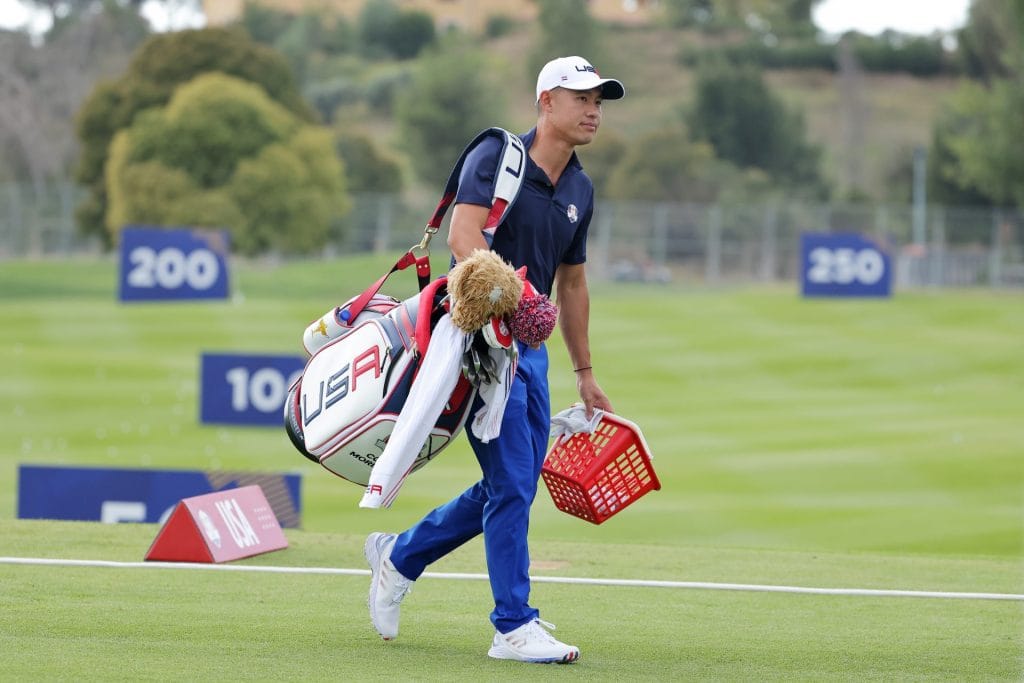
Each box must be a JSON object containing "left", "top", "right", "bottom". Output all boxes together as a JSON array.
[{"left": 1, "top": 257, "right": 1021, "bottom": 680}]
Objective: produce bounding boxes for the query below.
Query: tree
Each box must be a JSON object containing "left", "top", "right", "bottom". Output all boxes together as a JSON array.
[
  {"left": 686, "top": 60, "right": 824, "bottom": 193},
  {"left": 937, "top": 81, "right": 1024, "bottom": 208},
  {"left": 836, "top": 35, "right": 867, "bottom": 197},
  {"left": 358, "top": 0, "right": 436, "bottom": 60},
  {"left": 604, "top": 126, "right": 727, "bottom": 203},
  {"left": 268, "top": 10, "right": 355, "bottom": 84},
  {"left": 0, "top": 5, "right": 148, "bottom": 188},
  {"left": 239, "top": 1, "right": 293, "bottom": 45},
  {"left": 956, "top": 0, "right": 1017, "bottom": 81},
  {"left": 529, "top": 0, "right": 601, "bottom": 79},
  {"left": 386, "top": 10, "right": 436, "bottom": 60},
  {"left": 576, "top": 130, "right": 628, "bottom": 199},
  {"left": 0, "top": 31, "right": 61, "bottom": 190},
  {"left": 271, "top": 12, "right": 321, "bottom": 84},
  {"left": 74, "top": 27, "right": 314, "bottom": 246},
  {"left": 336, "top": 130, "right": 403, "bottom": 193},
  {"left": 927, "top": 112, "right": 993, "bottom": 207},
  {"left": 105, "top": 72, "right": 347, "bottom": 255},
  {"left": 662, "top": 0, "right": 715, "bottom": 28},
  {"left": 395, "top": 46, "right": 504, "bottom": 187},
  {"left": 932, "top": 0, "right": 1023, "bottom": 208},
  {"left": 663, "top": 0, "right": 820, "bottom": 35}
]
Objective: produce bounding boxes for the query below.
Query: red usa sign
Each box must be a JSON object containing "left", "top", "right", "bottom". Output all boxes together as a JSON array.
[{"left": 145, "top": 485, "right": 288, "bottom": 563}]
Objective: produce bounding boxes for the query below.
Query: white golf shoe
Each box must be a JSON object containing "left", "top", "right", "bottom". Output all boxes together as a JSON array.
[
  {"left": 365, "top": 532, "right": 413, "bottom": 640},
  {"left": 487, "top": 619, "right": 580, "bottom": 664}
]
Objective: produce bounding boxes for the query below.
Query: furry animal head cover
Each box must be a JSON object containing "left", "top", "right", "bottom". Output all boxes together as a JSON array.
[{"left": 447, "top": 249, "right": 522, "bottom": 333}]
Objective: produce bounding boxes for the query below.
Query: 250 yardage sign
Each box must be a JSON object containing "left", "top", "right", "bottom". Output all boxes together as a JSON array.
[
  {"left": 800, "top": 232, "right": 892, "bottom": 298},
  {"left": 119, "top": 226, "right": 230, "bottom": 301}
]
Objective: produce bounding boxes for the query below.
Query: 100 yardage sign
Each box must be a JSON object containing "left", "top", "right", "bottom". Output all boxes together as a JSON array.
[{"left": 201, "top": 353, "right": 306, "bottom": 426}]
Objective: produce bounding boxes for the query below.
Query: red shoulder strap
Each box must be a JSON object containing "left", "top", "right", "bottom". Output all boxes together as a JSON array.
[
  {"left": 342, "top": 250, "right": 431, "bottom": 323},
  {"left": 414, "top": 276, "right": 449, "bottom": 354}
]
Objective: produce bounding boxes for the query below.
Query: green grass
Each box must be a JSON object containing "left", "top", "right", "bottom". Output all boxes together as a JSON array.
[
  {"left": 1, "top": 257, "right": 1022, "bottom": 680},
  {"left": 2, "top": 521, "right": 1022, "bottom": 681}
]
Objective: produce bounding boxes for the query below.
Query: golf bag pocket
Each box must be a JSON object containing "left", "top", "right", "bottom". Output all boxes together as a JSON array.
[{"left": 301, "top": 293, "right": 400, "bottom": 356}]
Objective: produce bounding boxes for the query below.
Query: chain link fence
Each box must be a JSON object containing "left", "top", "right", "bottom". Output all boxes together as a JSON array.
[
  {"left": 586, "top": 200, "right": 1024, "bottom": 289},
  {"left": 333, "top": 193, "right": 1024, "bottom": 289},
  {"left": 3, "top": 182, "right": 1022, "bottom": 289},
  {"left": 0, "top": 182, "right": 100, "bottom": 257}
]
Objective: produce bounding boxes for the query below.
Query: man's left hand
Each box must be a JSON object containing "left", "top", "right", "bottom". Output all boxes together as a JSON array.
[{"left": 576, "top": 370, "right": 613, "bottom": 418}]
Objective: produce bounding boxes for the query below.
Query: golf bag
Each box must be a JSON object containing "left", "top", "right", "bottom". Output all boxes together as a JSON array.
[
  {"left": 283, "top": 127, "right": 525, "bottom": 487},
  {"left": 284, "top": 263, "right": 475, "bottom": 486}
]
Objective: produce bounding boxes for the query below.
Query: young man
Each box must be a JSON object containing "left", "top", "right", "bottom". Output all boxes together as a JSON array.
[{"left": 365, "top": 56, "right": 623, "bottom": 664}]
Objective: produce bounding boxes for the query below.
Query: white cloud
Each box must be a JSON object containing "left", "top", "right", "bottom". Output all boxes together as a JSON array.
[
  {"left": 813, "top": 0, "right": 971, "bottom": 36},
  {"left": 0, "top": 0, "right": 50, "bottom": 33},
  {"left": 0, "top": 0, "right": 206, "bottom": 34}
]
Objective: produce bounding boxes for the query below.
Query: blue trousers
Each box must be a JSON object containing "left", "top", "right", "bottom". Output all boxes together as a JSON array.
[{"left": 389, "top": 342, "right": 551, "bottom": 634}]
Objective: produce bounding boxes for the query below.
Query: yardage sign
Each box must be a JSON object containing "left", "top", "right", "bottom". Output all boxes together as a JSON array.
[
  {"left": 201, "top": 352, "right": 306, "bottom": 426},
  {"left": 801, "top": 232, "right": 892, "bottom": 298},
  {"left": 119, "top": 226, "right": 230, "bottom": 301},
  {"left": 17, "top": 465, "right": 302, "bottom": 528}
]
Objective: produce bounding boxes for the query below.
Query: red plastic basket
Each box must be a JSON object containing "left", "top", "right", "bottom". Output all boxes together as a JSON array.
[{"left": 541, "top": 412, "right": 660, "bottom": 524}]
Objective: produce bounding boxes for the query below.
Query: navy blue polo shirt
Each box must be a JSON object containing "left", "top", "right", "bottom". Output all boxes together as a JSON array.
[{"left": 454, "top": 128, "right": 593, "bottom": 296}]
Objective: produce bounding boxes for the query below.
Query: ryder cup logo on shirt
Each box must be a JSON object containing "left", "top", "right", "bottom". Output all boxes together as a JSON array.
[{"left": 567, "top": 204, "right": 579, "bottom": 223}]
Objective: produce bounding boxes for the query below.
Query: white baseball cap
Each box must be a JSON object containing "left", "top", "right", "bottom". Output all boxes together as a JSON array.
[{"left": 535, "top": 56, "right": 625, "bottom": 102}]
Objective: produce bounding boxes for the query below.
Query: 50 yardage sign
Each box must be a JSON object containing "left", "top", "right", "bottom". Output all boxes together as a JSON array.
[
  {"left": 119, "top": 226, "right": 230, "bottom": 301},
  {"left": 801, "top": 232, "right": 892, "bottom": 298}
]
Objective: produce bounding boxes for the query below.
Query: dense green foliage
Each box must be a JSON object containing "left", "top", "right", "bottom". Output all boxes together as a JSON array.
[
  {"left": 956, "top": 0, "right": 1019, "bottom": 81},
  {"left": 575, "top": 130, "right": 628, "bottom": 199},
  {"left": 606, "top": 126, "right": 719, "bottom": 202},
  {"left": 74, "top": 27, "right": 315, "bottom": 246},
  {"left": 105, "top": 73, "right": 347, "bottom": 254},
  {"left": 663, "top": 0, "right": 816, "bottom": 35},
  {"left": 930, "top": 0, "right": 1024, "bottom": 208},
  {"left": 529, "top": 0, "right": 601, "bottom": 80},
  {"left": 335, "top": 130, "right": 404, "bottom": 193},
  {"left": 680, "top": 32, "right": 952, "bottom": 76},
  {"left": 938, "top": 80, "right": 1024, "bottom": 208},
  {"left": 358, "top": 0, "right": 436, "bottom": 60},
  {"left": 687, "top": 61, "right": 824, "bottom": 193},
  {"left": 395, "top": 46, "right": 505, "bottom": 187}
]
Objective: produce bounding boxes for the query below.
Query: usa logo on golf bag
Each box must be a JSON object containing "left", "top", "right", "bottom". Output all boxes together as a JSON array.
[{"left": 284, "top": 288, "right": 474, "bottom": 486}]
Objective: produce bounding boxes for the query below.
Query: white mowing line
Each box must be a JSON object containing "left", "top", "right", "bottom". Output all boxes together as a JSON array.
[{"left": 2, "top": 556, "right": 1021, "bottom": 602}]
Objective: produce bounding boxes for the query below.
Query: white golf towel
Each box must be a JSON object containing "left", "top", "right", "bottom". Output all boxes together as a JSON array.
[
  {"left": 549, "top": 403, "right": 605, "bottom": 441},
  {"left": 360, "top": 314, "right": 465, "bottom": 509},
  {"left": 359, "top": 314, "right": 514, "bottom": 509}
]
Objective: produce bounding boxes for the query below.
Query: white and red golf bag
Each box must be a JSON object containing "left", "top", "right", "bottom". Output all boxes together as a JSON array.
[
  {"left": 284, "top": 260, "right": 475, "bottom": 486},
  {"left": 283, "top": 127, "right": 525, "bottom": 488}
]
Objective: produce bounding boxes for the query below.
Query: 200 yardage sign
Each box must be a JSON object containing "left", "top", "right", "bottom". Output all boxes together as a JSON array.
[{"left": 119, "top": 226, "right": 230, "bottom": 301}]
